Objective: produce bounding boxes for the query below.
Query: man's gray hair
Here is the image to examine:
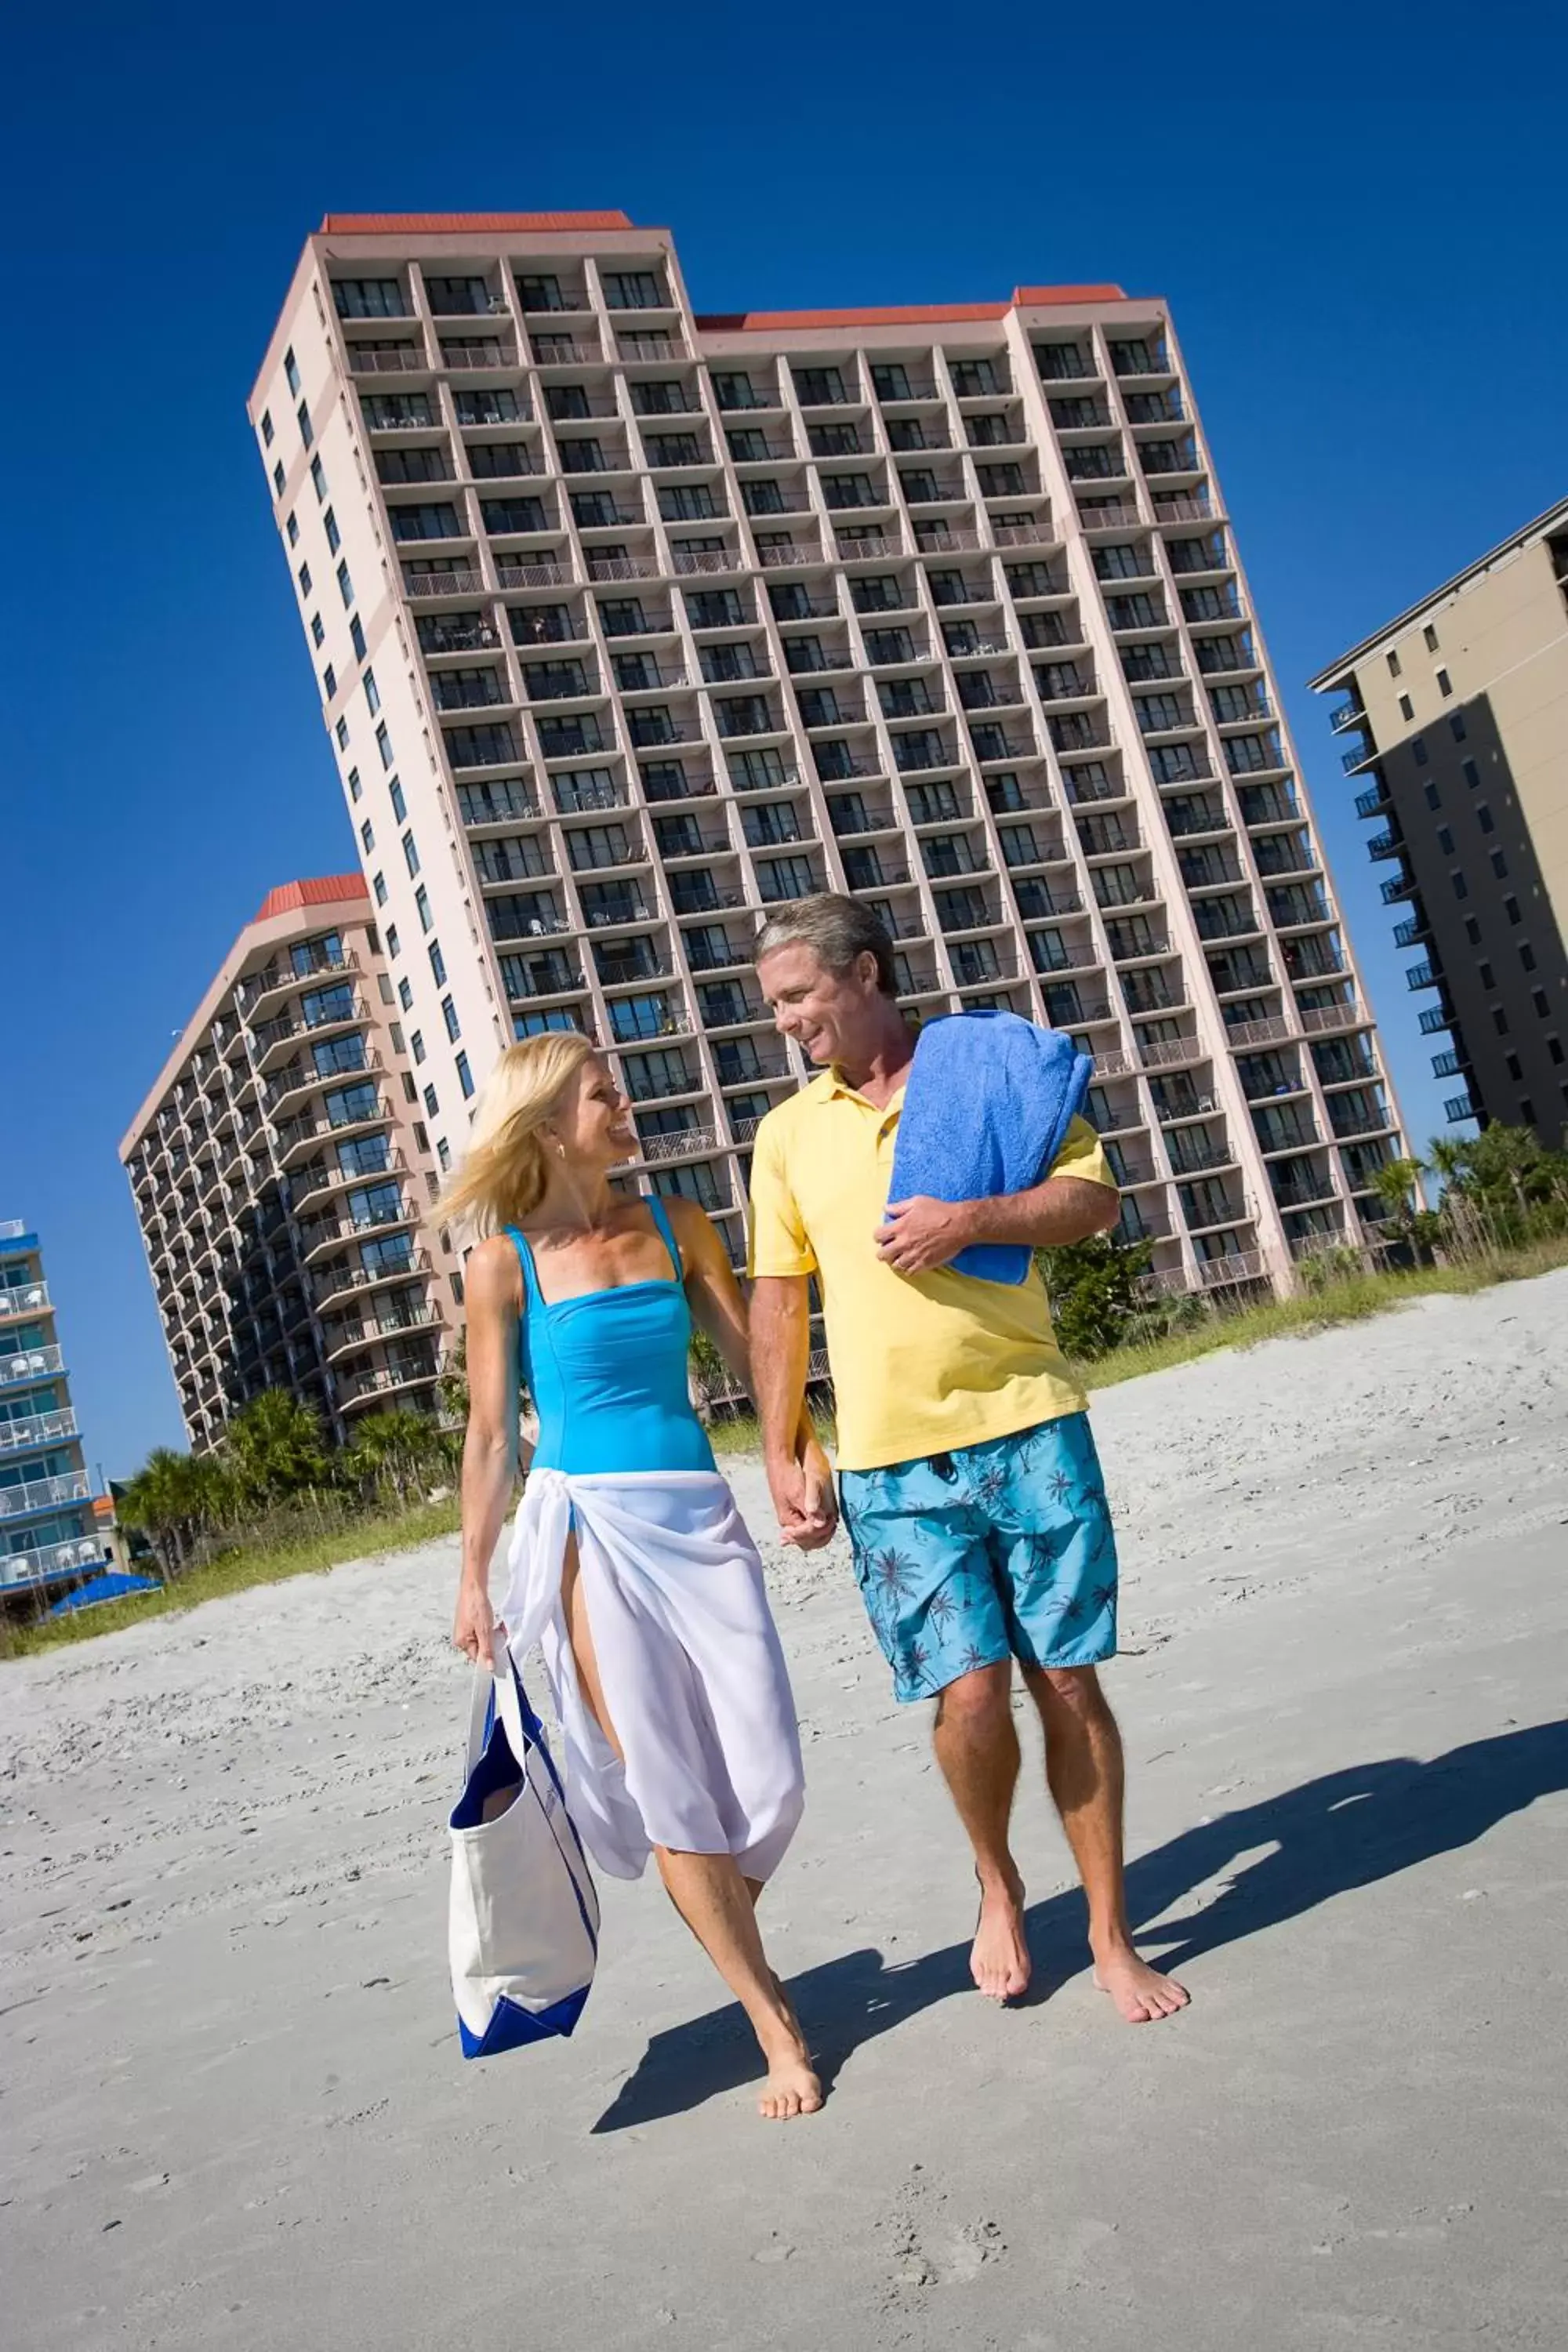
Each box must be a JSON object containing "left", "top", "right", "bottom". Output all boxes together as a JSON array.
[{"left": 753, "top": 892, "right": 897, "bottom": 996}]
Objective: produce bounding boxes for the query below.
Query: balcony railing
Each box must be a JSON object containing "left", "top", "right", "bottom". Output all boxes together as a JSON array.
[
  {"left": 2, "top": 1535, "right": 103, "bottom": 1589},
  {"left": 0, "top": 1406, "right": 79, "bottom": 1454},
  {"left": 0, "top": 1470, "right": 93, "bottom": 1519},
  {"left": 2, "top": 1344, "right": 66, "bottom": 1384},
  {"left": 0, "top": 1280, "right": 49, "bottom": 1316}
]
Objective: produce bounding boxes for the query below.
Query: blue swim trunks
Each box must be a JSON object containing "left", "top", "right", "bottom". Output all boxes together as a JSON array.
[{"left": 838, "top": 1414, "right": 1118, "bottom": 1703}]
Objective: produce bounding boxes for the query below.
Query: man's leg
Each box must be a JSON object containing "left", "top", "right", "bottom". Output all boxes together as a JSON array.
[
  {"left": 840, "top": 1458, "right": 1025, "bottom": 2001},
  {"left": 932, "top": 1662, "right": 1033, "bottom": 2001},
  {"left": 1025, "top": 1664, "right": 1188, "bottom": 2023}
]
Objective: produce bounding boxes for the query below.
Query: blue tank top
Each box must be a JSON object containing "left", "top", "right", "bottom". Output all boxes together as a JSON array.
[{"left": 506, "top": 1198, "right": 717, "bottom": 1476}]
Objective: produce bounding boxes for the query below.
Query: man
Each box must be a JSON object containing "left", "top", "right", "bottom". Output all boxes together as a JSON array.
[{"left": 746, "top": 894, "right": 1187, "bottom": 2022}]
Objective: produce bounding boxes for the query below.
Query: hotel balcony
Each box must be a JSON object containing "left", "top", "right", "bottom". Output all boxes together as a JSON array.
[{"left": 1, "top": 1535, "right": 104, "bottom": 1591}]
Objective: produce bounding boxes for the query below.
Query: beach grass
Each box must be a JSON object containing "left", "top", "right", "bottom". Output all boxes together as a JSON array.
[
  {"left": 5, "top": 1496, "right": 463, "bottom": 1659},
  {"left": 1079, "top": 1237, "right": 1568, "bottom": 1390}
]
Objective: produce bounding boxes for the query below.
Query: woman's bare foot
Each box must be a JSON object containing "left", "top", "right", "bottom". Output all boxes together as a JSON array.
[
  {"left": 757, "top": 2042, "right": 823, "bottom": 2121},
  {"left": 1092, "top": 1941, "right": 1189, "bottom": 2022},
  {"left": 756, "top": 1975, "right": 822, "bottom": 2119},
  {"left": 971, "top": 1870, "right": 1031, "bottom": 2002}
]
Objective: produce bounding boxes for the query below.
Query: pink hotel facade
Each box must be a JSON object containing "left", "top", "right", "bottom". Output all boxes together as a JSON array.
[{"left": 248, "top": 209, "right": 1408, "bottom": 1303}]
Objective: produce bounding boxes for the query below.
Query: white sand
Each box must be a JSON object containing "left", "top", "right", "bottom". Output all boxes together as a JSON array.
[{"left": 3, "top": 1271, "right": 1566, "bottom": 2352}]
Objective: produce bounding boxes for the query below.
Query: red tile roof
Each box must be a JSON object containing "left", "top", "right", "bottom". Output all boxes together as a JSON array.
[
  {"left": 319, "top": 211, "right": 635, "bottom": 235},
  {"left": 255, "top": 874, "right": 372, "bottom": 921},
  {"left": 695, "top": 285, "right": 1127, "bottom": 332}
]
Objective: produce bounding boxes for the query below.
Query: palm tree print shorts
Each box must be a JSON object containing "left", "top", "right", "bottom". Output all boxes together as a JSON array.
[{"left": 837, "top": 1414, "right": 1117, "bottom": 1702}]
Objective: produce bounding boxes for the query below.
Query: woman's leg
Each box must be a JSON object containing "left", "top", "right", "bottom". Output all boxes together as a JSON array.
[
  {"left": 653, "top": 1848, "right": 821, "bottom": 2120},
  {"left": 561, "top": 1545, "right": 821, "bottom": 2121}
]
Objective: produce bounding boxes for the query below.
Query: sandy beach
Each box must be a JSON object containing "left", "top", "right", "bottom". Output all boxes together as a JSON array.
[{"left": 3, "top": 1270, "right": 1566, "bottom": 2352}]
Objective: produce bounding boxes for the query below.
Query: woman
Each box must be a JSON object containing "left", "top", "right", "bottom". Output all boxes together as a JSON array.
[{"left": 443, "top": 1033, "right": 826, "bottom": 2121}]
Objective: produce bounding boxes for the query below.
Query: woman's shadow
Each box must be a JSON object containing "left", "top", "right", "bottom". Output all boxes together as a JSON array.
[{"left": 590, "top": 1716, "right": 1568, "bottom": 2131}]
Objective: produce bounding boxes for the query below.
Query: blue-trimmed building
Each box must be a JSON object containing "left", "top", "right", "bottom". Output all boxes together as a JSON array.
[{"left": 1, "top": 1222, "right": 103, "bottom": 1594}]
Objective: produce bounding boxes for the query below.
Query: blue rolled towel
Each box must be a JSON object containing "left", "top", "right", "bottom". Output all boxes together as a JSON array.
[{"left": 887, "top": 1009, "right": 1094, "bottom": 1285}]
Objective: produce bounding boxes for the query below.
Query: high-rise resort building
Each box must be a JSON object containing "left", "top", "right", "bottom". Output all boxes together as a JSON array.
[
  {"left": 119, "top": 877, "right": 462, "bottom": 1452},
  {"left": 249, "top": 210, "right": 1409, "bottom": 1298},
  {"left": 1, "top": 1221, "right": 103, "bottom": 1596},
  {"left": 1311, "top": 497, "right": 1568, "bottom": 1147}
]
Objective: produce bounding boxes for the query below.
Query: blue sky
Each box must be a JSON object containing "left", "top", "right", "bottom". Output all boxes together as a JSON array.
[{"left": 3, "top": 1, "right": 1563, "bottom": 1479}]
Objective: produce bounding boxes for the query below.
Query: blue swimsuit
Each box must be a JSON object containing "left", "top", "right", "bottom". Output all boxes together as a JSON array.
[{"left": 505, "top": 1198, "right": 717, "bottom": 1477}]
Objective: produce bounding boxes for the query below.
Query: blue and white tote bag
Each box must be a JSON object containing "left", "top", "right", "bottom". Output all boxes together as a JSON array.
[{"left": 448, "top": 1644, "right": 599, "bottom": 2058}]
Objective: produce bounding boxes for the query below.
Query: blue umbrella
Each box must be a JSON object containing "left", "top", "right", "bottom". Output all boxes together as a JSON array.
[{"left": 47, "top": 1571, "right": 161, "bottom": 1617}]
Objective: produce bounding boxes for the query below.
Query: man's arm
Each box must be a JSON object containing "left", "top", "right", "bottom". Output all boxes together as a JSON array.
[
  {"left": 750, "top": 1275, "right": 837, "bottom": 1549},
  {"left": 877, "top": 1174, "right": 1119, "bottom": 1276}
]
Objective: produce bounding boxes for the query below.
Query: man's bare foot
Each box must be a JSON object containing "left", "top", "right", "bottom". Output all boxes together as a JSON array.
[
  {"left": 1092, "top": 1942, "right": 1189, "bottom": 2023},
  {"left": 971, "top": 1871, "right": 1031, "bottom": 2002},
  {"left": 757, "top": 2040, "right": 823, "bottom": 2120}
]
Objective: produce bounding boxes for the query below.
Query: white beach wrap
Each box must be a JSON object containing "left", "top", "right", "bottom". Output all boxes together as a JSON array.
[{"left": 501, "top": 1468, "right": 804, "bottom": 1884}]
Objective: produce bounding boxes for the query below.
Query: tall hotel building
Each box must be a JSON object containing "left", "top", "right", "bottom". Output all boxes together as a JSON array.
[
  {"left": 1312, "top": 498, "right": 1568, "bottom": 1146},
  {"left": 120, "top": 877, "right": 461, "bottom": 1451},
  {"left": 2, "top": 1221, "right": 103, "bottom": 1595},
  {"left": 249, "top": 211, "right": 1407, "bottom": 1297}
]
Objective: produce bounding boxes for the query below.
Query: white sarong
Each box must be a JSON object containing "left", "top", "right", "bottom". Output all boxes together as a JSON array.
[{"left": 500, "top": 1468, "right": 804, "bottom": 1883}]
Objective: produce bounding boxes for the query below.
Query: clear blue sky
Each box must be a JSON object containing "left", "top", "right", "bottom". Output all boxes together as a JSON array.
[{"left": 3, "top": 1, "right": 1563, "bottom": 1480}]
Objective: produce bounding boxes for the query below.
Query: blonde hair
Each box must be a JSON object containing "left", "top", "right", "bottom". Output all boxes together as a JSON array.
[{"left": 433, "top": 1032, "right": 598, "bottom": 1236}]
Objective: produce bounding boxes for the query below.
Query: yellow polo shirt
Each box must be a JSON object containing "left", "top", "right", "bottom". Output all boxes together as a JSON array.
[{"left": 746, "top": 1071, "right": 1116, "bottom": 1471}]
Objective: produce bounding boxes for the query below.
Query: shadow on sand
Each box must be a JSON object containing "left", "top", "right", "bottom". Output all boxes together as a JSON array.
[{"left": 590, "top": 1717, "right": 1568, "bottom": 2132}]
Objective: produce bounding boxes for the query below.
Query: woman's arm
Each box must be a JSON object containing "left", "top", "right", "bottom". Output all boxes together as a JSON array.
[
  {"left": 452, "top": 1235, "right": 523, "bottom": 1664},
  {"left": 670, "top": 1202, "right": 837, "bottom": 1544}
]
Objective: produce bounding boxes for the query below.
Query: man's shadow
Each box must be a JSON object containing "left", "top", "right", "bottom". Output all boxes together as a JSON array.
[{"left": 590, "top": 1718, "right": 1568, "bottom": 2132}]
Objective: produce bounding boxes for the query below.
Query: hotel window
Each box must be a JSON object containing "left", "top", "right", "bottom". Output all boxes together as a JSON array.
[
  {"left": 416, "top": 884, "right": 432, "bottom": 931},
  {"left": 1462, "top": 758, "right": 1480, "bottom": 789},
  {"left": 285, "top": 347, "right": 300, "bottom": 395},
  {"left": 336, "top": 717, "right": 350, "bottom": 750},
  {"left": 1436, "top": 668, "right": 1453, "bottom": 698},
  {"left": 310, "top": 456, "right": 326, "bottom": 502},
  {"left": 323, "top": 663, "right": 336, "bottom": 699},
  {"left": 423, "top": 1085, "right": 440, "bottom": 1120},
  {"left": 429, "top": 940, "right": 446, "bottom": 986},
  {"left": 310, "top": 612, "right": 325, "bottom": 648},
  {"left": 347, "top": 766, "right": 361, "bottom": 802},
  {"left": 350, "top": 615, "right": 366, "bottom": 662},
  {"left": 296, "top": 400, "right": 313, "bottom": 450},
  {"left": 325, "top": 508, "right": 341, "bottom": 554},
  {"left": 412, "top": 1030, "right": 426, "bottom": 1065},
  {"left": 376, "top": 721, "right": 393, "bottom": 770},
  {"left": 272, "top": 461, "right": 285, "bottom": 498},
  {"left": 437, "top": 1138, "right": 452, "bottom": 1173},
  {"left": 1386, "top": 648, "right": 1400, "bottom": 676},
  {"left": 372, "top": 871, "right": 388, "bottom": 906},
  {"left": 1450, "top": 710, "right": 1467, "bottom": 741},
  {"left": 286, "top": 511, "right": 299, "bottom": 546},
  {"left": 398, "top": 978, "right": 413, "bottom": 1012},
  {"left": 365, "top": 668, "right": 381, "bottom": 716},
  {"left": 1397, "top": 694, "right": 1414, "bottom": 721},
  {"left": 387, "top": 924, "right": 400, "bottom": 957},
  {"left": 260, "top": 409, "right": 274, "bottom": 447},
  {"left": 1490, "top": 849, "right": 1508, "bottom": 879},
  {"left": 444, "top": 996, "right": 463, "bottom": 1042},
  {"left": 338, "top": 558, "right": 354, "bottom": 608},
  {"left": 298, "top": 561, "right": 313, "bottom": 597},
  {"left": 1424, "top": 623, "right": 1439, "bottom": 652},
  {"left": 360, "top": 818, "right": 374, "bottom": 854},
  {"left": 390, "top": 776, "right": 406, "bottom": 822},
  {"left": 402, "top": 829, "right": 420, "bottom": 877}
]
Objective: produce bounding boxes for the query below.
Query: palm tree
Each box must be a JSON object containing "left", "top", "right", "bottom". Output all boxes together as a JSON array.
[
  {"left": 118, "top": 1447, "right": 238, "bottom": 1577},
  {"left": 345, "top": 1408, "right": 450, "bottom": 1504},
  {"left": 220, "top": 1389, "right": 328, "bottom": 1508}
]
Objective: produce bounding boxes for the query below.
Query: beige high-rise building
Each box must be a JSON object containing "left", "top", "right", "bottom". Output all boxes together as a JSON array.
[
  {"left": 249, "top": 210, "right": 1409, "bottom": 1298},
  {"left": 120, "top": 877, "right": 461, "bottom": 1452},
  {"left": 1310, "top": 498, "right": 1568, "bottom": 1146}
]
